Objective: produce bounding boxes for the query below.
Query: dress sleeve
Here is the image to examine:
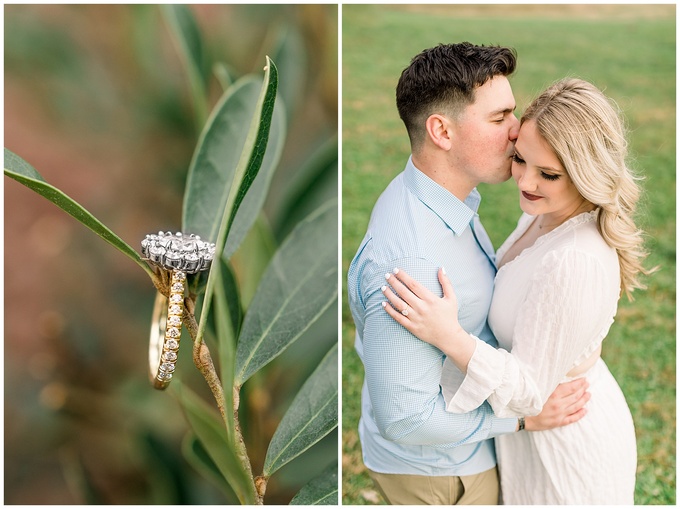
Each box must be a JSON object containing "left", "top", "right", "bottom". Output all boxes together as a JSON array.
[
  {"left": 444, "top": 248, "right": 618, "bottom": 417},
  {"left": 361, "top": 258, "right": 517, "bottom": 447}
]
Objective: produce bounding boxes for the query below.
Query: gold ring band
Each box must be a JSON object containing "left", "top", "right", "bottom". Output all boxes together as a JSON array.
[{"left": 149, "top": 270, "right": 186, "bottom": 390}]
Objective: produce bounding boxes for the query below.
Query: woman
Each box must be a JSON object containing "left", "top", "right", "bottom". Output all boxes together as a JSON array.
[{"left": 381, "top": 78, "right": 654, "bottom": 504}]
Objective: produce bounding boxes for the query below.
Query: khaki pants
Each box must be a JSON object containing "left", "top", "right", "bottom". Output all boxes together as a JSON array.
[{"left": 368, "top": 466, "right": 499, "bottom": 505}]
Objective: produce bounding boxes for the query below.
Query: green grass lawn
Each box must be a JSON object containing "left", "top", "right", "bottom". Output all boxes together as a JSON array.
[{"left": 342, "top": 5, "right": 675, "bottom": 505}]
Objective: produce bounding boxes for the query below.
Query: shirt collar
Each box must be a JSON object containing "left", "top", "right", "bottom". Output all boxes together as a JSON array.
[{"left": 403, "top": 156, "right": 480, "bottom": 236}]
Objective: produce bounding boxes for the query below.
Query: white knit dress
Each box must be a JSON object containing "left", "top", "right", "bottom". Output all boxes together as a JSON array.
[{"left": 440, "top": 211, "right": 637, "bottom": 504}]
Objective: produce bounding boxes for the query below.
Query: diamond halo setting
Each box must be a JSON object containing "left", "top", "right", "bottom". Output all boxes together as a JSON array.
[{"left": 141, "top": 231, "right": 216, "bottom": 274}]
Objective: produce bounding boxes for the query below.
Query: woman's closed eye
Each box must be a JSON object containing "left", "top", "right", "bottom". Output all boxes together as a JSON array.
[
  {"left": 513, "top": 152, "right": 561, "bottom": 181},
  {"left": 541, "top": 172, "right": 560, "bottom": 181}
]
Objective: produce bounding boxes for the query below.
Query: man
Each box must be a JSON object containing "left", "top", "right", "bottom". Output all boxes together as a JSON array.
[{"left": 347, "top": 43, "right": 590, "bottom": 505}]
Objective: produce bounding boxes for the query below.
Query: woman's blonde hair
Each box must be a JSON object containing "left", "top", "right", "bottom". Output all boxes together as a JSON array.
[{"left": 521, "top": 78, "right": 654, "bottom": 300}]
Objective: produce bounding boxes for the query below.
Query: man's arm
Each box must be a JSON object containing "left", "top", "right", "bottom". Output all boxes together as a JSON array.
[{"left": 361, "top": 260, "right": 517, "bottom": 447}]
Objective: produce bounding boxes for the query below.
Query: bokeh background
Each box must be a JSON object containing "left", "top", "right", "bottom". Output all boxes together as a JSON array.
[
  {"left": 342, "top": 4, "right": 675, "bottom": 505},
  {"left": 5, "top": 4, "right": 338, "bottom": 504}
]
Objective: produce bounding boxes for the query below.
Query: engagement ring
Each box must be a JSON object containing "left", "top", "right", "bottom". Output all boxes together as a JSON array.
[
  {"left": 142, "top": 231, "right": 216, "bottom": 389},
  {"left": 142, "top": 231, "right": 216, "bottom": 274}
]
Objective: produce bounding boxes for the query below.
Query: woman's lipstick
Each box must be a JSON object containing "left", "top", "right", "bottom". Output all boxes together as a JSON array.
[{"left": 521, "top": 191, "right": 542, "bottom": 201}]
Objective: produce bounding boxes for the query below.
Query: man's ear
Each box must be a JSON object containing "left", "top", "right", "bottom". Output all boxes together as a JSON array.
[{"left": 425, "top": 114, "right": 453, "bottom": 151}]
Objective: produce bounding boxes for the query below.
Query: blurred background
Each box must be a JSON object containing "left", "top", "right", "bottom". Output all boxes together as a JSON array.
[
  {"left": 5, "top": 4, "right": 337, "bottom": 504},
  {"left": 342, "top": 4, "right": 675, "bottom": 505}
]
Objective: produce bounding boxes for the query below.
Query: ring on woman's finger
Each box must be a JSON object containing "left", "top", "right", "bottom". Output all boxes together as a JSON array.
[{"left": 401, "top": 306, "right": 410, "bottom": 316}]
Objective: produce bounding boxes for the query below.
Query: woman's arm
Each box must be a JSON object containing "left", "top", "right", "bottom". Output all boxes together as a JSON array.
[{"left": 383, "top": 250, "right": 617, "bottom": 417}]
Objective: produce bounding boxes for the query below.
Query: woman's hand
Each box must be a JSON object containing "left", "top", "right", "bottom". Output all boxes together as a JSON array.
[{"left": 382, "top": 267, "right": 472, "bottom": 367}]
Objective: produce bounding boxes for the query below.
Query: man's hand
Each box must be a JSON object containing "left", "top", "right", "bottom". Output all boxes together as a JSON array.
[{"left": 524, "top": 378, "right": 590, "bottom": 431}]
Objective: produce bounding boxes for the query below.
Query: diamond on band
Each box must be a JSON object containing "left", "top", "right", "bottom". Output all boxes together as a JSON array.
[
  {"left": 149, "top": 270, "right": 186, "bottom": 389},
  {"left": 143, "top": 230, "right": 215, "bottom": 390}
]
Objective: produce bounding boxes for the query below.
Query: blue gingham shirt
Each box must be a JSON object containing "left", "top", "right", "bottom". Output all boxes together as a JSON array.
[{"left": 348, "top": 157, "right": 518, "bottom": 476}]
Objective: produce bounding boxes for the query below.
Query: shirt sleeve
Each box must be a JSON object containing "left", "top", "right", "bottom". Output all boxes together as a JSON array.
[
  {"left": 361, "top": 257, "right": 517, "bottom": 448},
  {"left": 445, "top": 248, "right": 618, "bottom": 417}
]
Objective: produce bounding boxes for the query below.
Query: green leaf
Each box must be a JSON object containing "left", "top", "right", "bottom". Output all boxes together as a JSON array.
[
  {"left": 271, "top": 134, "right": 338, "bottom": 239},
  {"left": 181, "top": 433, "right": 239, "bottom": 503},
  {"left": 235, "top": 199, "right": 338, "bottom": 385},
  {"left": 182, "top": 76, "right": 260, "bottom": 242},
  {"left": 274, "top": 135, "right": 338, "bottom": 217},
  {"left": 216, "top": 257, "right": 242, "bottom": 340},
  {"left": 231, "top": 213, "right": 278, "bottom": 308},
  {"left": 212, "top": 257, "right": 241, "bottom": 441},
  {"left": 224, "top": 98, "right": 285, "bottom": 259},
  {"left": 289, "top": 463, "right": 338, "bottom": 505},
  {"left": 222, "top": 57, "right": 279, "bottom": 245},
  {"left": 171, "top": 382, "right": 255, "bottom": 504},
  {"left": 4, "top": 148, "right": 154, "bottom": 279},
  {"left": 182, "top": 58, "right": 283, "bottom": 260},
  {"left": 263, "top": 344, "right": 338, "bottom": 476},
  {"left": 161, "top": 4, "right": 208, "bottom": 127},
  {"left": 213, "top": 61, "right": 236, "bottom": 91},
  {"left": 193, "top": 57, "right": 278, "bottom": 356}
]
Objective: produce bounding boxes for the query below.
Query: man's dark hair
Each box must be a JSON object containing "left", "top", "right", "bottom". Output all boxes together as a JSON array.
[{"left": 396, "top": 42, "right": 517, "bottom": 148}]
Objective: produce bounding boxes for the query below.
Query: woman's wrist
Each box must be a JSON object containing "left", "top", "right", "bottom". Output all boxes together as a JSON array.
[{"left": 440, "top": 326, "right": 476, "bottom": 373}]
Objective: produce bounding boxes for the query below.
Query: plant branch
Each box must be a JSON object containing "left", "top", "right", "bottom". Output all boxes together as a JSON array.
[
  {"left": 255, "top": 475, "right": 268, "bottom": 504},
  {"left": 145, "top": 263, "right": 166, "bottom": 295},
  {"left": 184, "top": 297, "right": 259, "bottom": 504},
  {"left": 183, "top": 297, "right": 227, "bottom": 424},
  {"left": 232, "top": 384, "right": 262, "bottom": 504}
]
